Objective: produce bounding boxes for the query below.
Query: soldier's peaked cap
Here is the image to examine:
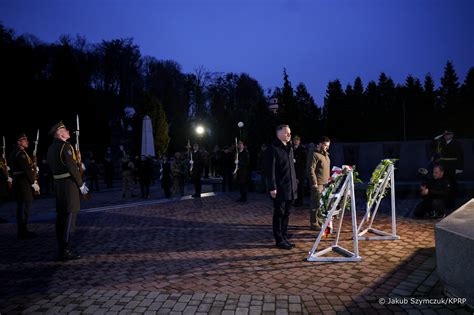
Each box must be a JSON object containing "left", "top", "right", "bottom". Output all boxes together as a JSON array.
[
  {"left": 49, "top": 121, "right": 66, "bottom": 136},
  {"left": 16, "top": 132, "right": 27, "bottom": 141}
]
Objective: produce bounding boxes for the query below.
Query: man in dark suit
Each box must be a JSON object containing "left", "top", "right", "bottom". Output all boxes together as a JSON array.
[
  {"left": 414, "top": 164, "right": 451, "bottom": 219},
  {"left": 264, "top": 125, "right": 298, "bottom": 250}
]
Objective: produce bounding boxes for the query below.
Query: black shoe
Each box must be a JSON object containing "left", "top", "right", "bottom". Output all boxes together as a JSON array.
[
  {"left": 58, "top": 249, "right": 81, "bottom": 261},
  {"left": 192, "top": 194, "right": 201, "bottom": 198},
  {"left": 236, "top": 198, "right": 247, "bottom": 202},
  {"left": 276, "top": 241, "right": 293, "bottom": 250},
  {"left": 284, "top": 239, "right": 295, "bottom": 248}
]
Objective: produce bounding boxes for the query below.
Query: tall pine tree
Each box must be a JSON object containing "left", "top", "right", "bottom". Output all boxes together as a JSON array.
[{"left": 439, "top": 61, "right": 460, "bottom": 129}]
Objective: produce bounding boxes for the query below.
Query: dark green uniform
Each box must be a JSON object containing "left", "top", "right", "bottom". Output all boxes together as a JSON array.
[
  {"left": 47, "top": 138, "right": 83, "bottom": 257},
  {"left": 9, "top": 146, "right": 35, "bottom": 238}
]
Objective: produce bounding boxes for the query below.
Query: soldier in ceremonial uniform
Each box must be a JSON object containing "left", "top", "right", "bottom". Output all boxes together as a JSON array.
[
  {"left": 189, "top": 143, "right": 204, "bottom": 198},
  {"left": 434, "top": 130, "right": 464, "bottom": 206},
  {"left": 47, "top": 122, "right": 89, "bottom": 261},
  {"left": 9, "top": 133, "right": 40, "bottom": 239},
  {"left": 235, "top": 140, "right": 250, "bottom": 202}
]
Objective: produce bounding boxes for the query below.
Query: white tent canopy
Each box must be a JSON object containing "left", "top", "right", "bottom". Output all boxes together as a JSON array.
[{"left": 141, "top": 115, "right": 156, "bottom": 157}]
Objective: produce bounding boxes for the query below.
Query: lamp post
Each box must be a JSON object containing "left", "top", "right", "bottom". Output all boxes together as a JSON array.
[{"left": 237, "top": 121, "right": 244, "bottom": 140}]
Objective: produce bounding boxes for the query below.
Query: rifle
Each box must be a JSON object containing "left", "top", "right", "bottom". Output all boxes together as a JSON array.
[
  {"left": 186, "top": 139, "right": 193, "bottom": 174},
  {"left": 76, "top": 114, "right": 91, "bottom": 199},
  {"left": 1, "top": 136, "right": 11, "bottom": 190},
  {"left": 233, "top": 137, "right": 239, "bottom": 175},
  {"left": 32, "top": 129, "right": 40, "bottom": 196}
]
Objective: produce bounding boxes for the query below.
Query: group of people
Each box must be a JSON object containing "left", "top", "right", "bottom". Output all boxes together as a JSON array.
[
  {"left": 0, "top": 121, "right": 466, "bottom": 257},
  {"left": 261, "top": 125, "right": 334, "bottom": 250},
  {"left": 120, "top": 154, "right": 155, "bottom": 199},
  {"left": 414, "top": 130, "right": 464, "bottom": 219},
  {"left": 0, "top": 122, "right": 89, "bottom": 261},
  {"left": 260, "top": 126, "right": 465, "bottom": 250}
]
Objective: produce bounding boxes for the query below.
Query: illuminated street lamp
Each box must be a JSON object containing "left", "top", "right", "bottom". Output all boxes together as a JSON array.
[
  {"left": 195, "top": 125, "right": 205, "bottom": 136},
  {"left": 237, "top": 121, "right": 244, "bottom": 139}
]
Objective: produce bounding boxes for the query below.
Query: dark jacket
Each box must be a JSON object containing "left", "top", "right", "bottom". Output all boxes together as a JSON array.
[
  {"left": 137, "top": 159, "right": 153, "bottom": 183},
  {"left": 425, "top": 177, "right": 451, "bottom": 200},
  {"left": 236, "top": 149, "right": 250, "bottom": 184},
  {"left": 437, "top": 140, "right": 464, "bottom": 173},
  {"left": 222, "top": 151, "right": 234, "bottom": 174},
  {"left": 159, "top": 161, "right": 171, "bottom": 185},
  {"left": 46, "top": 139, "right": 83, "bottom": 188},
  {"left": 293, "top": 145, "right": 307, "bottom": 180},
  {"left": 309, "top": 148, "right": 331, "bottom": 188},
  {"left": 10, "top": 146, "right": 36, "bottom": 201},
  {"left": 264, "top": 140, "right": 298, "bottom": 201},
  {"left": 191, "top": 150, "right": 204, "bottom": 179}
]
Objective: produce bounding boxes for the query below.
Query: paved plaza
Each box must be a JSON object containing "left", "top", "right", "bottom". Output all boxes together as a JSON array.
[{"left": 0, "top": 188, "right": 472, "bottom": 314}]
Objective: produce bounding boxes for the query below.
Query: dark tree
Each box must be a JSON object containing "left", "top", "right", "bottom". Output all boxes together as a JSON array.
[
  {"left": 439, "top": 61, "right": 460, "bottom": 129},
  {"left": 324, "top": 80, "right": 345, "bottom": 140}
]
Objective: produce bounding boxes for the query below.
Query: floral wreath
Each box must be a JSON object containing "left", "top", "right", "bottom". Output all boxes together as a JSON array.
[
  {"left": 319, "top": 165, "right": 362, "bottom": 237},
  {"left": 366, "top": 159, "right": 397, "bottom": 211}
]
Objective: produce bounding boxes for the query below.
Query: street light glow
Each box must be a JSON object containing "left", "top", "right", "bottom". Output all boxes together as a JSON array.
[{"left": 196, "top": 125, "right": 205, "bottom": 135}]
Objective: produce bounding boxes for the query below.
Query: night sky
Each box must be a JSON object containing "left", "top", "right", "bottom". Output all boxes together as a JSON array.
[{"left": 1, "top": 0, "right": 473, "bottom": 105}]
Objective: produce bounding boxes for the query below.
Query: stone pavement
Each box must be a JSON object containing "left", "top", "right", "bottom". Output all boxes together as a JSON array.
[{"left": 0, "top": 191, "right": 472, "bottom": 314}]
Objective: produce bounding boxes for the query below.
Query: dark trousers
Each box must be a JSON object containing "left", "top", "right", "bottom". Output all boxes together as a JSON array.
[
  {"left": 54, "top": 178, "right": 80, "bottom": 253},
  {"left": 160, "top": 181, "right": 170, "bottom": 198},
  {"left": 141, "top": 181, "right": 151, "bottom": 198},
  {"left": 16, "top": 198, "right": 32, "bottom": 235},
  {"left": 14, "top": 181, "right": 33, "bottom": 236},
  {"left": 193, "top": 177, "right": 202, "bottom": 196},
  {"left": 273, "top": 199, "right": 292, "bottom": 243},
  {"left": 239, "top": 182, "right": 248, "bottom": 201},
  {"left": 56, "top": 210, "right": 78, "bottom": 251},
  {"left": 414, "top": 198, "right": 446, "bottom": 218},
  {"left": 295, "top": 178, "right": 304, "bottom": 204}
]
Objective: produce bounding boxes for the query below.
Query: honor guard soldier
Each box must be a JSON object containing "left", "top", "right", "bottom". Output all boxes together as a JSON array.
[
  {"left": 434, "top": 130, "right": 464, "bottom": 206},
  {"left": 235, "top": 140, "right": 250, "bottom": 202},
  {"left": 9, "top": 133, "right": 39, "bottom": 239},
  {"left": 47, "top": 121, "right": 89, "bottom": 261}
]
